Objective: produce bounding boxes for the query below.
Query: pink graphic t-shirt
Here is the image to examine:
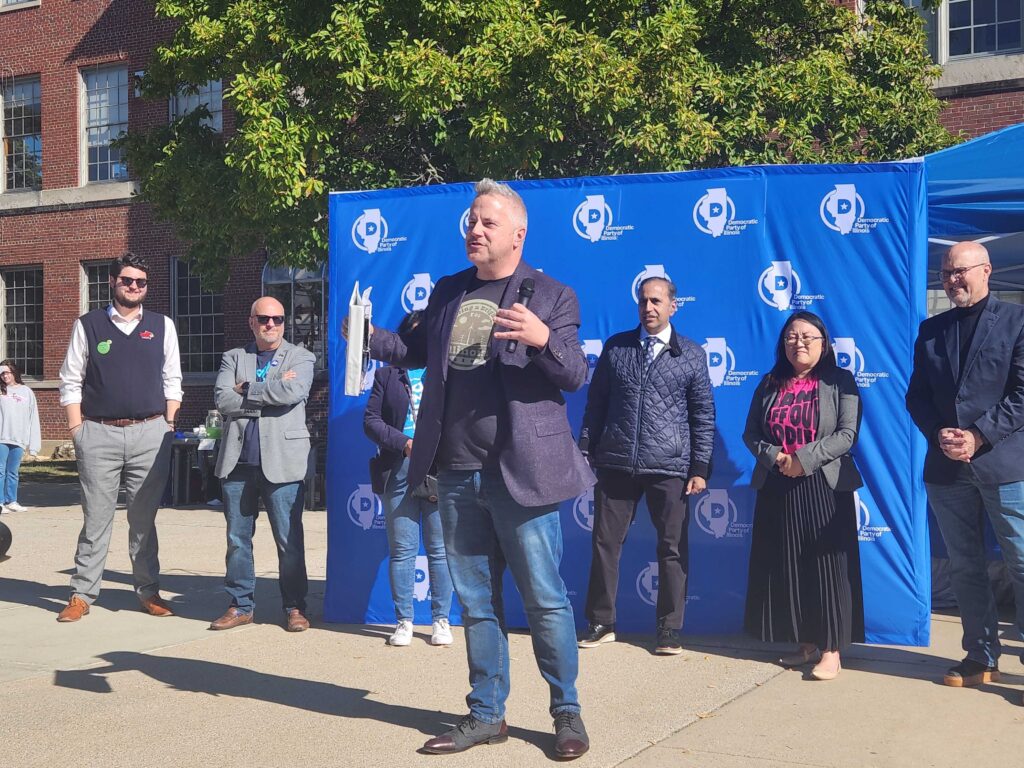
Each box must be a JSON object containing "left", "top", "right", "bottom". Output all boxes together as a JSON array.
[{"left": 765, "top": 377, "right": 819, "bottom": 454}]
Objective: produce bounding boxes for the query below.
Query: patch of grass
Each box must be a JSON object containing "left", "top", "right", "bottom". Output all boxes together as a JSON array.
[{"left": 19, "top": 460, "right": 79, "bottom": 484}]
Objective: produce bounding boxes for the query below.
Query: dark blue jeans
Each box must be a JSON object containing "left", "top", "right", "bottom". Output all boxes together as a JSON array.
[
  {"left": 438, "top": 469, "right": 580, "bottom": 724},
  {"left": 221, "top": 465, "right": 307, "bottom": 615},
  {"left": 928, "top": 475, "right": 1024, "bottom": 666}
]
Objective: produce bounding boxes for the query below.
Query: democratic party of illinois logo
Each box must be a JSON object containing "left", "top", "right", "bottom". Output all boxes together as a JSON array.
[
  {"left": 361, "top": 359, "right": 384, "bottom": 393},
  {"left": 855, "top": 491, "right": 891, "bottom": 543},
  {"left": 413, "top": 555, "right": 431, "bottom": 602},
  {"left": 757, "top": 261, "right": 822, "bottom": 312},
  {"left": 351, "top": 208, "right": 407, "bottom": 254},
  {"left": 347, "top": 484, "right": 385, "bottom": 530},
  {"left": 702, "top": 337, "right": 758, "bottom": 387},
  {"left": 833, "top": 337, "right": 890, "bottom": 389},
  {"left": 819, "top": 184, "right": 889, "bottom": 235},
  {"left": 631, "top": 265, "right": 696, "bottom": 307},
  {"left": 693, "top": 188, "right": 758, "bottom": 238},
  {"left": 695, "top": 489, "right": 751, "bottom": 539},
  {"left": 458, "top": 207, "right": 471, "bottom": 238},
  {"left": 401, "top": 272, "right": 434, "bottom": 312},
  {"left": 636, "top": 561, "right": 659, "bottom": 606},
  {"left": 581, "top": 339, "right": 603, "bottom": 384},
  {"left": 573, "top": 194, "right": 634, "bottom": 243},
  {"left": 573, "top": 487, "right": 595, "bottom": 532}
]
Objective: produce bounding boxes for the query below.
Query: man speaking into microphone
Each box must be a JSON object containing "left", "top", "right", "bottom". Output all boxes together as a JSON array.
[{"left": 347, "top": 179, "right": 595, "bottom": 758}]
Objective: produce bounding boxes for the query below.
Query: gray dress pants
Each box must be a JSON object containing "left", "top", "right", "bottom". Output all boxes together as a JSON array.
[{"left": 69, "top": 418, "right": 172, "bottom": 603}]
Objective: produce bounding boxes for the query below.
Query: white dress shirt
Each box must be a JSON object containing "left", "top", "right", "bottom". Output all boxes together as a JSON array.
[
  {"left": 639, "top": 325, "right": 673, "bottom": 360},
  {"left": 59, "top": 305, "right": 184, "bottom": 407}
]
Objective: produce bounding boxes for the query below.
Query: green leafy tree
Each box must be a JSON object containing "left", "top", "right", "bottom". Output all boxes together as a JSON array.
[{"left": 124, "top": 0, "right": 953, "bottom": 286}]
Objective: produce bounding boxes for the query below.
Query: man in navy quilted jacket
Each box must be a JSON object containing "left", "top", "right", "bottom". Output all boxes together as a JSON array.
[{"left": 578, "top": 276, "right": 715, "bottom": 655}]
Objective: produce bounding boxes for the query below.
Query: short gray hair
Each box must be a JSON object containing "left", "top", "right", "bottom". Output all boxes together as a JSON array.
[
  {"left": 639, "top": 276, "right": 677, "bottom": 302},
  {"left": 475, "top": 178, "right": 528, "bottom": 229}
]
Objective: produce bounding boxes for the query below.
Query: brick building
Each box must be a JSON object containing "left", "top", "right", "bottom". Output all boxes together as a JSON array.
[
  {"left": 0, "top": 0, "right": 1021, "bottom": 457},
  {"left": 0, "top": 0, "right": 328, "bottom": 488}
]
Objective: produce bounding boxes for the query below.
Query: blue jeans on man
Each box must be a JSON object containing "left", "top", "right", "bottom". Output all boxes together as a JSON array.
[
  {"left": 437, "top": 469, "right": 580, "bottom": 724},
  {"left": 927, "top": 473, "right": 1024, "bottom": 666},
  {"left": 221, "top": 464, "right": 307, "bottom": 615},
  {"left": 0, "top": 443, "right": 24, "bottom": 505},
  {"left": 383, "top": 458, "right": 453, "bottom": 621}
]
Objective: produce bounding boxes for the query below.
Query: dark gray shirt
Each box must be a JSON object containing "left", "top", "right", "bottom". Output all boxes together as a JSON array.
[
  {"left": 437, "top": 275, "right": 511, "bottom": 471},
  {"left": 239, "top": 348, "right": 277, "bottom": 466}
]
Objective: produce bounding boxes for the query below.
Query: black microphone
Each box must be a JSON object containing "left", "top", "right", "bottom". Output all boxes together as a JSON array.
[{"left": 505, "top": 278, "right": 536, "bottom": 353}]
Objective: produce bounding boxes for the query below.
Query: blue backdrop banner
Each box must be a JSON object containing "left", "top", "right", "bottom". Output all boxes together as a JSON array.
[{"left": 326, "top": 162, "right": 930, "bottom": 645}]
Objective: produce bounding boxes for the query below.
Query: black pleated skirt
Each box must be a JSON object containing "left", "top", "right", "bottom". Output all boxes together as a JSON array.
[{"left": 744, "top": 471, "right": 864, "bottom": 650}]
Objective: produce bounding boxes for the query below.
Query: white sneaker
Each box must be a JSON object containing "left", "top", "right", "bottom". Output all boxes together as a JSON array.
[
  {"left": 431, "top": 618, "right": 453, "bottom": 646},
  {"left": 388, "top": 619, "right": 414, "bottom": 646},
  {"left": 5, "top": 502, "right": 26, "bottom": 513},
  {"left": 0, "top": 505, "right": 6, "bottom": 515}
]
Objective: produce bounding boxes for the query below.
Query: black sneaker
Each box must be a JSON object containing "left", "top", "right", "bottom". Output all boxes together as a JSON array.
[
  {"left": 943, "top": 658, "right": 999, "bottom": 687},
  {"left": 577, "top": 622, "right": 616, "bottom": 648},
  {"left": 553, "top": 711, "right": 590, "bottom": 759},
  {"left": 655, "top": 625, "right": 684, "bottom": 655},
  {"left": 421, "top": 715, "right": 508, "bottom": 754}
]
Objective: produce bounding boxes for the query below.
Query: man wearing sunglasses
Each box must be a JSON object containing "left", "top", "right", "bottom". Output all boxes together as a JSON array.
[
  {"left": 907, "top": 241, "right": 1024, "bottom": 696},
  {"left": 57, "top": 253, "right": 183, "bottom": 622},
  {"left": 210, "top": 296, "right": 315, "bottom": 633}
]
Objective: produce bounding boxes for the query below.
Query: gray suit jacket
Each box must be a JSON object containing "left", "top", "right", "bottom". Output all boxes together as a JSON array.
[
  {"left": 743, "top": 367, "right": 863, "bottom": 492},
  {"left": 214, "top": 340, "right": 316, "bottom": 484}
]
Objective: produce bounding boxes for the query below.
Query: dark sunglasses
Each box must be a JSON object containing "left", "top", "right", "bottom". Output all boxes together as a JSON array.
[
  {"left": 253, "top": 314, "right": 285, "bottom": 326},
  {"left": 117, "top": 276, "right": 148, "bottom": 288}
]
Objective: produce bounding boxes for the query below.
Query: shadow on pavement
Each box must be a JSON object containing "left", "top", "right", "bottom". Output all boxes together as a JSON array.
[{"left": 51, "top": 650, "right": 553, "bottom": 750}]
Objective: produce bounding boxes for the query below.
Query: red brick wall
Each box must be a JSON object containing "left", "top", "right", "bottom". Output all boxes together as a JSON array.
[{"left": 940, "top": 91, "right": 1024, "bottom": 139}]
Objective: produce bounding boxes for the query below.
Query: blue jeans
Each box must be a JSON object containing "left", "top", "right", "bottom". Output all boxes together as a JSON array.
[
  {"left": 0, "top": 443, "right": 24, "bottom": 504},
  {"left": 221, "top": 465, "right": 308, "bottom": 615},
  {"left": 438, "top": 469, "right": 580, "bottom": 723},
  {"left": 383, "top": 458, "right": 453, "bottom": 621},
  {"left": 927, "top": 475, "right": 1024, "bottom": 666}
]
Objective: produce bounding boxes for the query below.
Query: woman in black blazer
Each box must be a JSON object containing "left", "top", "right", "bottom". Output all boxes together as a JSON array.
[
  {"left": 364, "top": 311, "right": 454, "bottom": 647},
  {"left": 742, "top": 311, "right": 864, "bottom": 680}
]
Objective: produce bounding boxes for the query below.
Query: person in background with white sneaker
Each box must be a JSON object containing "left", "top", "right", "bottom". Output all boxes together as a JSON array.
[
  {"left": 0, "top": 360, "right": 41, "bottom": 515},
  {"left": 364, "top": 311, "right": 455, "bottom": 648}
]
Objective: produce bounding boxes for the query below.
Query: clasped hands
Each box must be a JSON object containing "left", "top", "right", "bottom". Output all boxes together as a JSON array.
[
  {"left": 775, "top": 451, "right": 806, "bottom": 478},
  {"left": 938, "top": 427, "right": 983, "bottom": 463}
]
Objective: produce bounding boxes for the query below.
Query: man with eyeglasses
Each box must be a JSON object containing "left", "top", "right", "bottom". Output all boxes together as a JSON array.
[
  {"left": 209, "top": 296, "right": 315, "bottom": 633},
  {"left": 577, "top": 276, "right": 715, "bottom": 655},
  {"left": 907, "top": 241, "right": 1024, "bottom": 696},
  {"left": 57, "top": 253, "right": 182, "bottom": 622}
]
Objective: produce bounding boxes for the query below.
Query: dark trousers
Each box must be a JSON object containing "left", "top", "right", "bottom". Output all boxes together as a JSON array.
[{"left": 584, "top": 469, "right": 689, "bottom": 629}]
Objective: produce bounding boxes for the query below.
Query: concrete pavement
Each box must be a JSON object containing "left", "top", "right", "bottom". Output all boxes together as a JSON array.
[{"left": 0, "top": 484, "right": 1021, "bottom": 768}]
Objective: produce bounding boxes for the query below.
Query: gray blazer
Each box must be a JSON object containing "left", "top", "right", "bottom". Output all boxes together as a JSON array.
[
  {"left": 214, "top": 340, "right": 316, "bottom": 484},
  {"left": 742, "top": 367, "right": 863, "bottom": 492}
]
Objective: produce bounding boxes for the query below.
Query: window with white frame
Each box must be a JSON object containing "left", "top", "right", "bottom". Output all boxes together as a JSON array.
[
  {"left": 82, "top": 262, "right": 111, "bottom": 312},
  {"left": 2, "top": 76, "right": 42, "bottom": 192},
  {"left": 1, "top": 267, "right": 43, "bottom": 377},
  {"left": 913, "top": 0, "right": 1024, "bottom": 61},
  {"left": 82, "top": 66, "right": 129, "bottom": 183},
  {"left": 1, "top": 0, "right": 40, "bottom": 7},
  {"left": 262, "top": 264, "right": 328, "bottom": 368},
  {"left": 171, "top": 80, "right": 223, "bottom": 132},
  {"left": 174, "top": 259, "right": 224, "bottom": 373},
  {"left": 948, "top": 0, "right": 1023, "bottom": 56}
]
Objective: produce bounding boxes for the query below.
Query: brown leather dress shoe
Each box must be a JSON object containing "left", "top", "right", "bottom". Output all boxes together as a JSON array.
[
  {"left": 286, "top": 608, "right": 310, "bottom": 632},
  {"left": 209, "top": 607, "right": 253, "bottom": 630},
  {"left": 57, "top": 595, "right": 90, "bottom": 623},
  {"left": 422, "top": 716, "right": 508, "bottom": 754},
  {"left": 139, "top": 594, "right": 174, "bottom": 617}
]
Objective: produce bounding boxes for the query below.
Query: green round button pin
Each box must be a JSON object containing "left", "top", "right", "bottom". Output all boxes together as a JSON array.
[{"left": 97, "top": 339, "right": 112, "bottom": 355}]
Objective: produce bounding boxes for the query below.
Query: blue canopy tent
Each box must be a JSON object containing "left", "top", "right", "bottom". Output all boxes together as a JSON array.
[{"left": 926, "top": 123, "right": 1024, "bottom": 289}]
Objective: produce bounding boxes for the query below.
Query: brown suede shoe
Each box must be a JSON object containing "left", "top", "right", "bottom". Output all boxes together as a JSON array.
[
  {"left": 57, "top": 595, "right": 90, "bottom": 623},
  {"left": 209, "top": 607, "right": 253, "bottom": 630},
  {"left": 139, "top": 594, "right": 174, "bottom": 617},
  {"left": 286, "top": 608, "right": 310, "bottom": 632}
]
